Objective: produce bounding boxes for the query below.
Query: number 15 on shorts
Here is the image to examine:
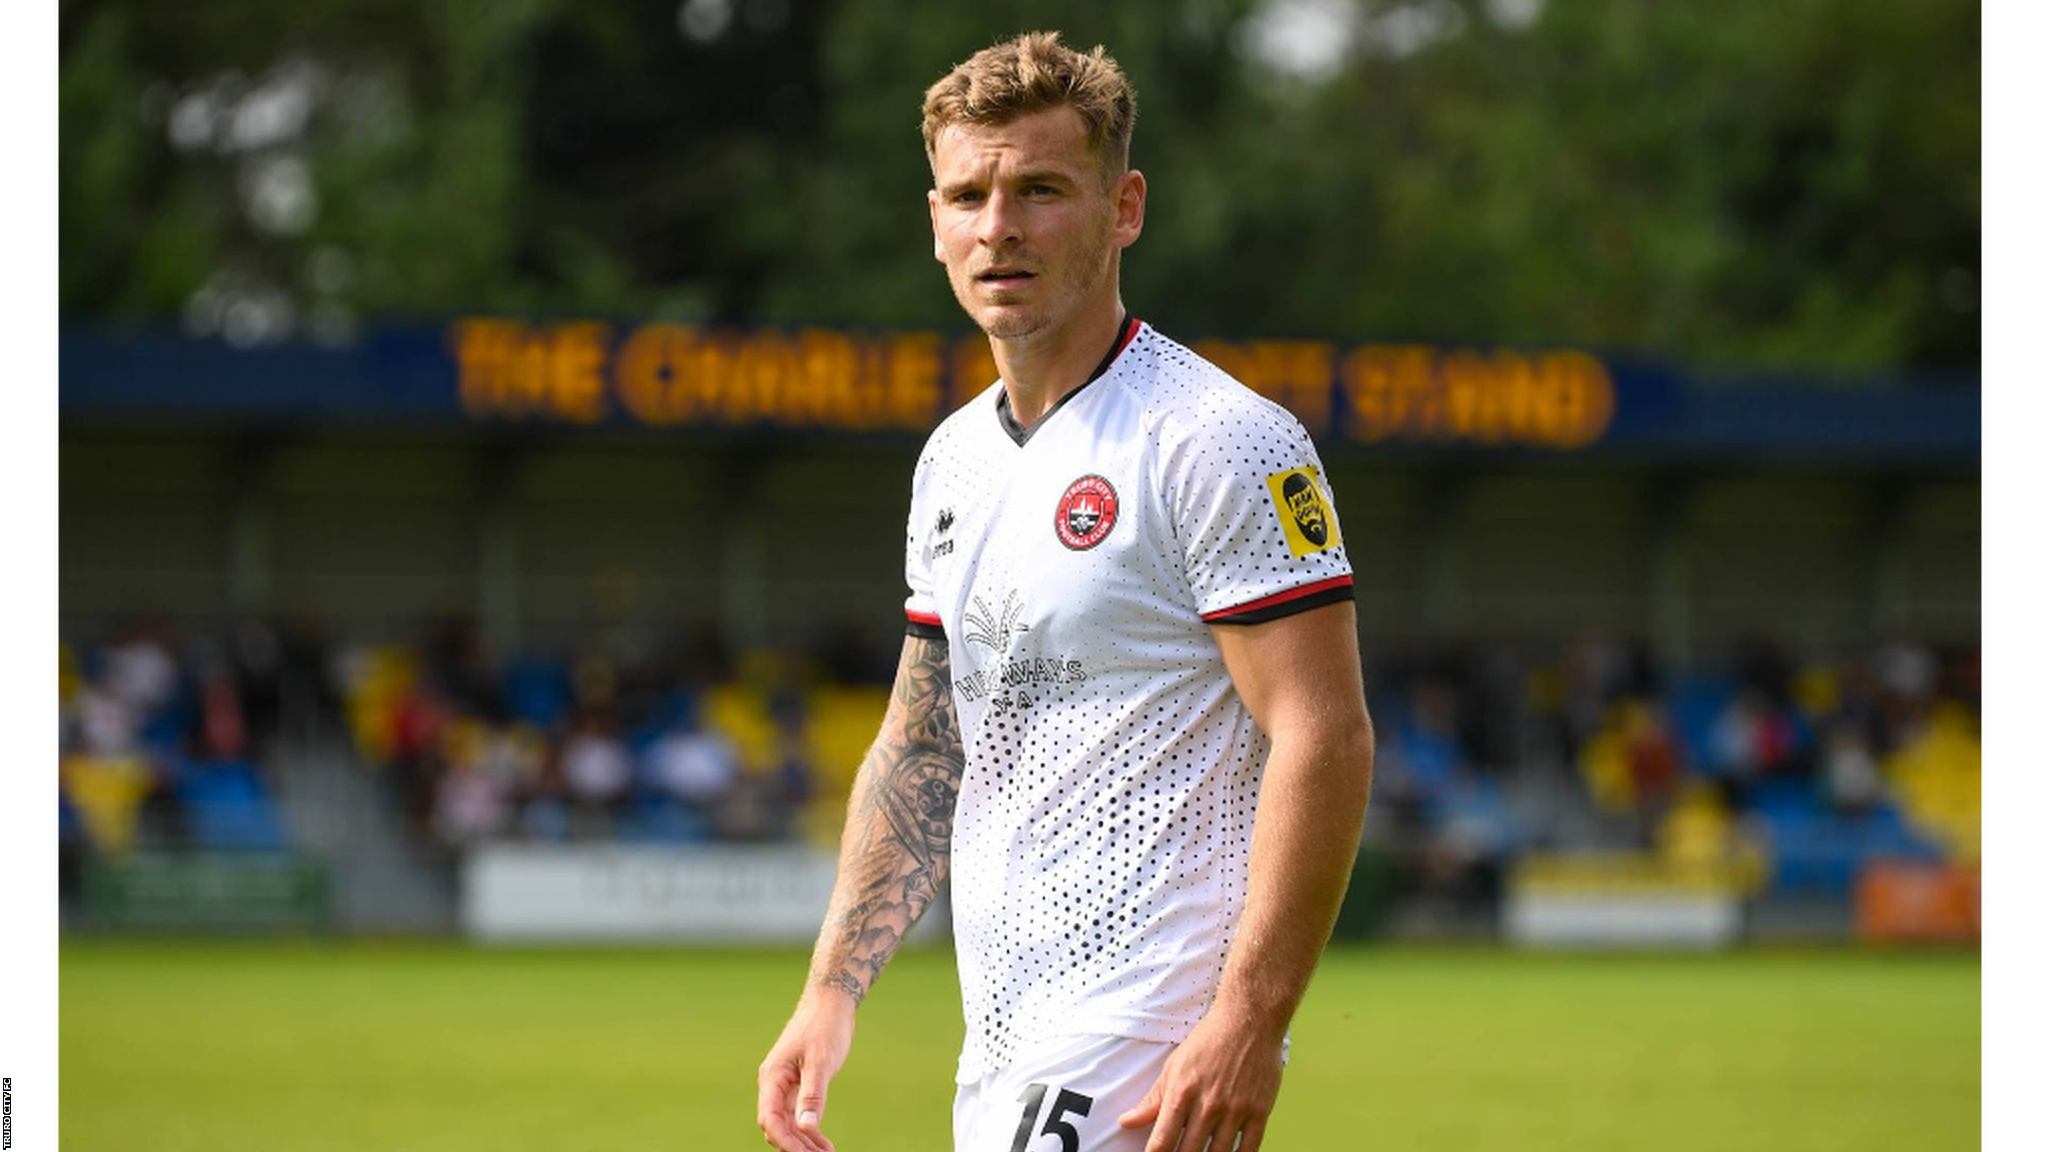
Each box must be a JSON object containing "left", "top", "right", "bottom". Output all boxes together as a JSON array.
[{"left": 1011, "top": 1084, "right": 1095, "bottom": 1152}]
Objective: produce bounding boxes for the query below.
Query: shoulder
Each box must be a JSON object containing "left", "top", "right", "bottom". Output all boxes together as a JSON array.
[
  {"left": 1118, "top": 325, "right": 1315, "bottom": 466},
  {"left": 914, "top": 381, "right": 1002, "bottom": 481}
]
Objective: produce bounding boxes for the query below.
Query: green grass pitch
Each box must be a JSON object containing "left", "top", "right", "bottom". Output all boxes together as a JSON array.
[{"left": 61, "top": 939, "right": 1976, "bottom": 1151}]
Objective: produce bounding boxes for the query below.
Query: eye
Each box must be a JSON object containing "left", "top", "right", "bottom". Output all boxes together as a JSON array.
[
  {"left": 1025, "top": 184, "right": 1059, "bottom": 197},
  {"left": 951, "top": 190, "right": 985, "bottom": 205}
]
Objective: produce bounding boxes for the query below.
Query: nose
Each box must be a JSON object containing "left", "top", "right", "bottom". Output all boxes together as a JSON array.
[{"left": 975, "top": 188, "right": 1024, "bottom": 249}]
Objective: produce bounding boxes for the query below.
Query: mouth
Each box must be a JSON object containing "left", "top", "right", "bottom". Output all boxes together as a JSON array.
[{"left": 976, "top": 267, "right": 1037, "bottom": 290}]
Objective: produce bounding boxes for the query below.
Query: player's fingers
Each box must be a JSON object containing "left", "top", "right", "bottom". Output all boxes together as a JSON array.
[
  {"left": 795, "top": 1063, "right": 831, "bottom": 1133},
  {"left": 1236, "top": 1115, "right": 1269, "bottom": 1152},
  {"left": 759, "top": 1105, "right": 810, "bottom": 1152},
  {"left": 757, "top": 1058, "right": 824, "bottom": 1152},
  {"left": 768, "top": 1100, "right": 832, "bottom": 1152},
  {"left": 758, "top": 1113, "right": 794, "bottom": 1151},
  {"left": 756, "top": 1060, "right": 793, "bottom": 1135},
  {"left": 1140, "top": 1095, "right": 1186, "bottom": 1152},
  {"left": 1176, "top": 1107, "right": 1221, "bottom": 1152},
  {"left": 1119, "top": 1074, "right": 1165, "bottom": 1129},
  {"left": 756, "top": 1096, "right": 802, "bottom": 1150}
]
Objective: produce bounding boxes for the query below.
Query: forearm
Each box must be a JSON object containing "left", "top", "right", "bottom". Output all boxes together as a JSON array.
[
  {"left": 806, "top": 636, "right": 964, "bottom": 1007},
  {"left": 1208, "top": 720, "right": 1375, "bottom": 1038}
]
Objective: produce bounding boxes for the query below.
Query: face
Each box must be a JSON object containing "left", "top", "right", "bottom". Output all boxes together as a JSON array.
[
  {"left": 927, "top": 106, "right": 1144, "bottom": 341},
  {"left": 1282, "top": 472, "right": 1328, "bottom": 545}
]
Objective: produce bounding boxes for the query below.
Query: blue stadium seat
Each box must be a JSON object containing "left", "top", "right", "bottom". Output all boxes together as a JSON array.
[
  {"left": 179, "top": 759, "right": 290, "bottom": 851},
  {"left": 60, "top": 792, "right": 83, "bottom": 844},
  {"left": 1749, "top": 775, "right": 1819, "bottom": 819},
  {"left": 1668, "top": 674, "right": 1734, "bottom": 774},
  {"left": 504, "top": 658, "right": 573, "bottom": 728},
  {"left": 139, "top": 680, "right": 199, "bottom": 751},
  {"left": 616, "top": 796, "right": 712, "bottom": 844},
  {"left": 626, "top": 721, "right": 667, "bottom": 763},
  {"left": 1761, "top": 798, "right": 1946, "bottom": 896}
]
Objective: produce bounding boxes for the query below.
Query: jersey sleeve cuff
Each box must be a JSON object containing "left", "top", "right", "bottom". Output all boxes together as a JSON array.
[
  {"left": 905, "top": 608, "right": 946, "bottom": 640},
  {"left": 1200, "top": 575, "right": 1354, "bottom": 625}
]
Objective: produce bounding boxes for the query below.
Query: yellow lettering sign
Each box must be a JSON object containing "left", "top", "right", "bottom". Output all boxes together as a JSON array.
[
  {"left": 453, "top": 319, "right": 612, "bottom": 423},
  {"left": 1340, "top": 345, "right": 1615, "bottom": 448},
  {"left": 550, "top": 322, "right": 610, "bottom": 423},
  {"left": 453, "top": 318, "right": 1618, "bottom": 448}
]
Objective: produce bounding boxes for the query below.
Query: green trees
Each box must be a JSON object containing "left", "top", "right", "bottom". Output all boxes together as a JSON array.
[{"left": 60, "top": 0, "right": 1978, "bottom": 372}]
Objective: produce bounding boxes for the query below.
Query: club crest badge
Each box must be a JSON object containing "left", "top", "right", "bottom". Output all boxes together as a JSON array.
[{"left": 1054, "top": 474, "right": 1119, "bottom": 550}]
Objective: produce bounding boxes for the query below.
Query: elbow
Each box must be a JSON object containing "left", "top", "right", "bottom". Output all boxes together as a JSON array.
[
  {"left": 1287, "top": 713, "right": 1375, "bottom": 799},
  {"left": 1343, "top": 715, "right": 1376, "bottom": 799},
  {"left": 1263, "top": 704, "right": 1375, "bottom": 799}
]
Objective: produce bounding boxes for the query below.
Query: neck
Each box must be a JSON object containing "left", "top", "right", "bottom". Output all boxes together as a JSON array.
[{"left": 992, "top": 289, "right": 1127, "bottom": 429}]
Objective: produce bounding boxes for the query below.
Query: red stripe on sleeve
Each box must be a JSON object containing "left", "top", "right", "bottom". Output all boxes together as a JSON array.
[
  {"left": 906, "top": 609, "right": 943, "bottom": 627},
  {"left": 1200, "top": 575, "right": 1355, "bottom": 622}
]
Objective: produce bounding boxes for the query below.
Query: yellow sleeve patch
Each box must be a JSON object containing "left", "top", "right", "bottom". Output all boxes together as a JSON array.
[{"left": 1265, "top": 466, "right": 1341, "bottom": 557}]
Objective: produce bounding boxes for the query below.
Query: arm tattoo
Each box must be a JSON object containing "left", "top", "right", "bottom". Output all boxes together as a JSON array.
[{"left": 809, "top": 635, "right": 964, "bottom": 1006}]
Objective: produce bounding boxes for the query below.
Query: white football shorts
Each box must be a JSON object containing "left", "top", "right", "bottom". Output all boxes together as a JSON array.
[{"left": 952, "top": 1032, "right": 1174, "bottom": 1152}]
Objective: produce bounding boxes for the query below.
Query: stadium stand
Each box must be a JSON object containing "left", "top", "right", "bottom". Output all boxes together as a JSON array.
[
  {"left": 59, "top": 626, "right": 305, "bottom": 859},
  {"left": 311, "top": 625, "right": 1984, "bottom": 909},
  {"left": 60, "top": 615, "right": 1979, "bottom": 933}
]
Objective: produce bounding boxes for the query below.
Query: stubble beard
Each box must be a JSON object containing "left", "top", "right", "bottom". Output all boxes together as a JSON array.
[{"left": 954, "top": 217, "right": 1116, "bottom": 344}]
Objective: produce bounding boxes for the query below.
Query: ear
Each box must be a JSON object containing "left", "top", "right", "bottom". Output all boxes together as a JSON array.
[
  {"left": 1112, "top": 168, "right": 1146, "bottom": 250},
  {"left": 928, "top": 188, "right": 945, "bottom": 262}
]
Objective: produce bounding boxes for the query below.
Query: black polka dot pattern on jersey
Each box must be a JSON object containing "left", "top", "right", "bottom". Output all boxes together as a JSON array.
[{"left": 900, "top": 324, "right": 1355, "bottom": 1084}]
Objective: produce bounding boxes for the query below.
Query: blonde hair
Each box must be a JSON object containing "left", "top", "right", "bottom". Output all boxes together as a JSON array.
[{"left": 920, "top": 31, "right": 1138, "bottom": 185}]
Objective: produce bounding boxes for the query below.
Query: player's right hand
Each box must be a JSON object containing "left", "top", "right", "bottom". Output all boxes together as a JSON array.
[{"left": 756, "top": 990, "right": 858, "bottom": 1152}]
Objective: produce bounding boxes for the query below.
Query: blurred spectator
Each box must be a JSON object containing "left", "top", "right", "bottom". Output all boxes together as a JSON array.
[
  {"left": 644, "top": 717, "right": 740, "bottom": 811},
  {"left": 1821, "top": 727, "right": 1884, "bottom": 813},
  {"left": 386, "top": 674, "right": 448, "bottom": 837},
  {"left": 1420, "top": 771, "right": 1521, "bottom": 915},
  {"left": 434, "top": 758, "right": 509, "bottom": 844},
  {"left": 514, "top": 745, "right": 573, "bottom": 843},
  {"left": 1623, "top": 705, "right": 1683, "bottom": 812},
  {"left": 1391, "top": 677, "right": 1464, "bottom": 803},
  {"left": 1875, "top": 641, "right": 1940, "bottom": 750},
  {"left": 104, "top": 625, "right": 180, "bottom": 717},
  {"left": 1707, "top": 686, "right": 1806, "bottom": 797},
  {"left": 73, "top": 683, "right": 139, "bottom": 756},
  {"left": 762, "top": 705, "right": 819, "bottom": 839},
  {"left": 1579, "top": 699, "right": 1682, "bottom": 826},
  {"left": 561, "top": 711, "right": 633, "bottom": 829},
  {"left": 198, "top": 661, "right": 249, "bottom": 762}
]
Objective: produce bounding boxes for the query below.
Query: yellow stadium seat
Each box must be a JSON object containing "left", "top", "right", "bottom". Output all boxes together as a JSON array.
[
  {"left": 702, "top": 683, "right": 780, "bottom": 772},
  {"left": 59, "top": 641, "right": 81, "bottom": 705},
  {"left": 1885, "top": 705, "right": 1981, "bottom": 862},
  {"left": 1577, "top": 709, "right": 1636, "bottom": 816},
  {"left": 804, "top": 685, "right": 891, "bottom": 797},
  {"left": 61, "top": 754, "right": 156, "bottom": 855}
]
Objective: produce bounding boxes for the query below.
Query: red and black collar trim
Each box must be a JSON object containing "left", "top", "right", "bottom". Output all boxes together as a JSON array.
[{"left": 994, "top": 314, "right": 1141, "bottom": 447}]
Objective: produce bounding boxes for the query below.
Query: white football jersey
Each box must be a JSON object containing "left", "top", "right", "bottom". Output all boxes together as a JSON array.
[{"left": 903, "top": 317, "right": 1354, "bottom": 1083}]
